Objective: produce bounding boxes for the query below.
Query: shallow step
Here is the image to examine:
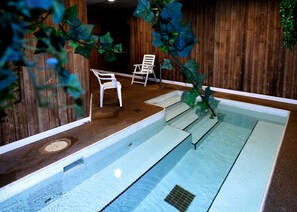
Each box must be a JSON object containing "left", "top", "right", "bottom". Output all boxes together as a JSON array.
[
  {"left": 165, "top": 102, "right": 190, "bottom": 122},
  {"left": 157, "top": 95, "right": 181, "bottom": 108},
  {"left": 167, "top": 108, "right": 199, "bottom": 130},
  {"left": 41, "top": 125, "right": 191, "bottom": 211},
  {"left": 145, "top": 91, "right": 182, "bottom": 108},
  {"left": 209, "top": 121, "right": 285, "bottom": 212},
  {"left": 187, "top": 115, "right": 219, "bottom": 149}
]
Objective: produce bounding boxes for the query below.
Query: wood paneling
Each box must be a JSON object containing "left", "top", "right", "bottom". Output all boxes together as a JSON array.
[
  {"left": 0, "top": 0, "right": 90, "bottom": 145},
  {"left": 89, "top": 0, "right": 296, "bottom": 100}
]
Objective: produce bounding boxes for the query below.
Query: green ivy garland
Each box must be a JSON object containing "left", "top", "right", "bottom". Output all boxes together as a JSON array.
[
  {"left": 280, "top": 0, "right": 297, "bottom": 49},
  {"left": 0, "top": 0, "right": 122, "bottom": 122},
  {"left": 134, "top": 0, "right": 218, "bottom": 117}
]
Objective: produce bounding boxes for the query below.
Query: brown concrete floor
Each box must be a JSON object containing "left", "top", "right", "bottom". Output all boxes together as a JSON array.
[{"left": 0, "top": 75, "right": 296, "bottom": 211}]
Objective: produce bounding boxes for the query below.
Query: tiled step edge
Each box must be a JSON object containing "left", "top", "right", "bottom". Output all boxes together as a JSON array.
[
  {"left": 209, "top": 121, "right": 285, "bottom": 212},
  {"left": 167, "top": 108, "right": 199, "bottom": 130},
  {"left": 41, "top": 125, "right": 191, "bottom": 211},
  {"left": 187, "top": 115, "right": 219, "bottom": 149},
  {"left": 165, "top": 102, "right": 190, "bottom": 122}
]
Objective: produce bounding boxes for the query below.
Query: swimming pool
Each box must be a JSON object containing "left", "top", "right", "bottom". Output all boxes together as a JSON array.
[{"left": 0, "top": 91, "right": 289, "bottom": 211}]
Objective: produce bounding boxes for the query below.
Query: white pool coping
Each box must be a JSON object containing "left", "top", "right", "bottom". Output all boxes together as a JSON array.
[
  {"left": 145, "top": 91, "right": 290, "bottom": 211},
  {"left": 0, "top": 109, "right": 165, "bottom": 203},
  {"left": 209, "top": 121, "right": 286, "bottom": 212}
]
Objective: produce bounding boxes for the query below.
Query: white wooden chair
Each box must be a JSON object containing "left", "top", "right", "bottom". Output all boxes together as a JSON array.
[
  {"left": 131, "top": 54, "right": 157, "bottom": 86},
  {"left": 90, "top": 69, "right": 122, "bottom": 108}
]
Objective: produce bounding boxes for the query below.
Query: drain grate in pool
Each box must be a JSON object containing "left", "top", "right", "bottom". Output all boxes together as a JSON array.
[{"left": 164, "top": 185, "right": 195, "bottom": 212}]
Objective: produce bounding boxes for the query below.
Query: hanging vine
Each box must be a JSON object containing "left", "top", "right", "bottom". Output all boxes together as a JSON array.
[
  {"left": 0, "top": 0, "right": 122, "bottom": 122},
  {"left": 134, "top": 0, "right": 219, "bottom": 117}
]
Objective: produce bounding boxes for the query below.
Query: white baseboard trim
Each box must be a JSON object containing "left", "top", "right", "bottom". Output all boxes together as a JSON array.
[
  {"left": 0, "top": 96, "right": 93, "bottom": 155},
  {"left": 104, "top": 69, "right": 296, "bottom": 105}
]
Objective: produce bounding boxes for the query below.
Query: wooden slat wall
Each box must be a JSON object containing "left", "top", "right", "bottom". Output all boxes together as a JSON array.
[
  {"left": 90, "top": 0, "right": 296, "bottom": 100},
  {"left": 0, "top": 0, "right": 90, "bottom": 145}
]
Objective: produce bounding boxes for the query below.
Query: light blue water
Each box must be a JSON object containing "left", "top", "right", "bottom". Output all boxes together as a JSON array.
[
  {"left": 104, "top": 110, "right": 258, "bottom": 211},
  {"left": 1, "top": 103, "right": 286, "bottom": 212}
]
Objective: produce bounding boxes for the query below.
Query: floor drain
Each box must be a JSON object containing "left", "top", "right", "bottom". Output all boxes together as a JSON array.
[
  {"left": 42, "top": 138, "right": 71, "bottom": 153},
  {"left": 164, "top": 185, "right": 195, "bottom": 212}
]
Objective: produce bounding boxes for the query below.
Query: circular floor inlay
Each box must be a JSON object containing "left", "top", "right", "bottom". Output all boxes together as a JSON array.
[{"left": 43, "top": 138, "right": 71, "bottom": 153}]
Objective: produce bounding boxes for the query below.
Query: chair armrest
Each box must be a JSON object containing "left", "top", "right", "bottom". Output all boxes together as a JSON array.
[
  {"left": 133, "top": 64, "right": 142, "bottom": 67},
  {"left": 91, "top": 69, "right": 117, "bottom": 81}
]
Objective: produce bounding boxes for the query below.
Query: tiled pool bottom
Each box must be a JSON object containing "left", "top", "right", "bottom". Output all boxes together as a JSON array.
[
  {"left": 0, "top": 91, "right": 289, "bottom": 211},
  {"left": 104, "top": 110, "right": 258, "bottom": 211}
]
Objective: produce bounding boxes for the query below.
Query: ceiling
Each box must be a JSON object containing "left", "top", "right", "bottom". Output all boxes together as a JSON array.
[{"left": 86, "top": 0, "right": 138, "bottom": 9}]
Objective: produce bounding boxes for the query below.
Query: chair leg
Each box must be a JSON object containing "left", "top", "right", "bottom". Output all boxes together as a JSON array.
[
  {"left": 152, "top": 71, "right": 157, "bottom": 83},
  {"left": 131, "top": 73, "right": 135, "bottom": 84},
  {"left": 100, "top": 87, "right": 104, "bottom": 108},
  {"left": 144, "top": 72, "right": 149, "bottom": 86},
  {"left": 117, "top": 86, "right": 123, "bottom": 107}
]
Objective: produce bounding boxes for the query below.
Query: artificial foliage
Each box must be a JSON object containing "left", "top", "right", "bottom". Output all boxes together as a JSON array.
[
  {"left": 280, "top": 0, "right": 297, "bottom": 49},
  {"left": 134, "top": 0, "right": 218, "bottom": 117},
  {"left": 0, "top": 0, "right": 122, "bottom": 122}
]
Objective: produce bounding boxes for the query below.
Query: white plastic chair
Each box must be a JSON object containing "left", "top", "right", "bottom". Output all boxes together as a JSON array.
[
  {"left": 131, "top": 54, "right": 157, "bottom": 86},
  {"left": 90, "top": 69, "right": 122, "bottom": 108}
]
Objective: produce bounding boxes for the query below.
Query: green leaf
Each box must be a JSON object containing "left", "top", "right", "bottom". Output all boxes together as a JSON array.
[
  {"left": 160, "top": 2, "right": 183, "bottom": 32},
  {"left": 133, "top": 0, "right": 154, "bottom": 23},
  {"left": 181, "top": 89, "right": 197, "bottom": 108},
  {"left": 99, "top": 32, "right": 113, "bottom": 51},
  {"left": 173, "top": 23, "right": 197, "bottom": 57},
  {"left": 69, "top": 24, "right": 94, "bottom": 41},
  {"left": 183, "top": 59, "right": 199, "bottom": 82},
  {"left": 69, "top": 40, "right": 79, "bottom": 48},
  {"left": 161, "top": 59, "right": 173, "bottom": 70},
  {"left": 100, "top": 32, "right": 113, "bottom": 45},
  {"left": 34, "top": 27, "right": 66, "bottom": 54},
  {"left": 75, "top": 45, "right": 92, "bottom": 59},
  {"left": 204, "top": 86, "right": 215, "bottom": 102},
  {"left": 51, "top": 0, "right": 65, "bottom": 24},
  {"left": 208, "top": 96, "right": 219, "bottom": 110},
  {"left": 25, "top": 0, "right": 53, "bottom": 10},
  {"left": 65, "top": 74, "right": 83, "bottom": 99},
  {"left": 280, "top": 0, "right": 297, "bottom": 49},
  {"left": 104, "top": 52, "right": 117, "bottom": 63},
  {"left": 0, "top": 69, "right": 17, "bottom": 90},
  {"left": 113, "top": 44, "right": 123, "bottom": 52},
  {"left": 62, "top": 4, "right": 80, "bottom": 26},
  {"left": 195, "top": 101, "right": 208, "bottom": 116},
  {"left": 152, "top": 32, "right": 163, "bottom": 47}
]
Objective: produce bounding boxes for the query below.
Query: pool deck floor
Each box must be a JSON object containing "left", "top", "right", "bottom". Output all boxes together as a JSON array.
[{"left": 1, "top": 74, "right": 297, "bottom": 211}]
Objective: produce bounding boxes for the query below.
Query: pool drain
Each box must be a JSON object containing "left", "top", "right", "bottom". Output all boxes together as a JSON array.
[
  {"left": 164, "top": 185, "right": 195, "bottom": 211},
  {"left": 42, "top": 138, "right": 71, "bottom": 153}
]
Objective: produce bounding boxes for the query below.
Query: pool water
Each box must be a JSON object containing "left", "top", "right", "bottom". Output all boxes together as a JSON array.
[
  {"left": 104, "top": 110, "right": 258, "bottom": 211},
  {"left": 0, "top": 91, "right": 288, "bottom": 212}
]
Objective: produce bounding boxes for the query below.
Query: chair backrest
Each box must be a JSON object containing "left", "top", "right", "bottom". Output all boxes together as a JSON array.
[
  {"left": 91, "top": 69, "right": 103, "bottom": 86},
  {"left": 91, "top": 69, "right": 118, "bottom": 87},
  {"left": 141, "top": 54, "right": 155, "bottom": 73}
]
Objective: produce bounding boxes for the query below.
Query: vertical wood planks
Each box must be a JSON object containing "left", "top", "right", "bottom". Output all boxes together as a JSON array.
[{"left": 1, "top": 0, "right": 89, "bottom": 145}]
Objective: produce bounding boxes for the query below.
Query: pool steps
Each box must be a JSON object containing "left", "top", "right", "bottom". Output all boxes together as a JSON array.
[
  {"left": 165, "top": 101, "right": 219, "bottom": 150},
  {"left": 165, "top": 101, "right": 190, "bottom": 122},
  {"left": 147, "top": 95, "right": 286, "bottom": 211},
  {"left": 1, "top": 91, "right": 287, "bottom": 211},
  {"left": 187, "top": 115, "right": 219, "bottom": 150},
  {"left": 42, "top": 125, "right": 191, "bottom": 211},
  {"left": 167, "top": 106, "right": 199, "bottom": 129},
  {"left": 96, "top": 125, "right": 191, "bottom": 210}
]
